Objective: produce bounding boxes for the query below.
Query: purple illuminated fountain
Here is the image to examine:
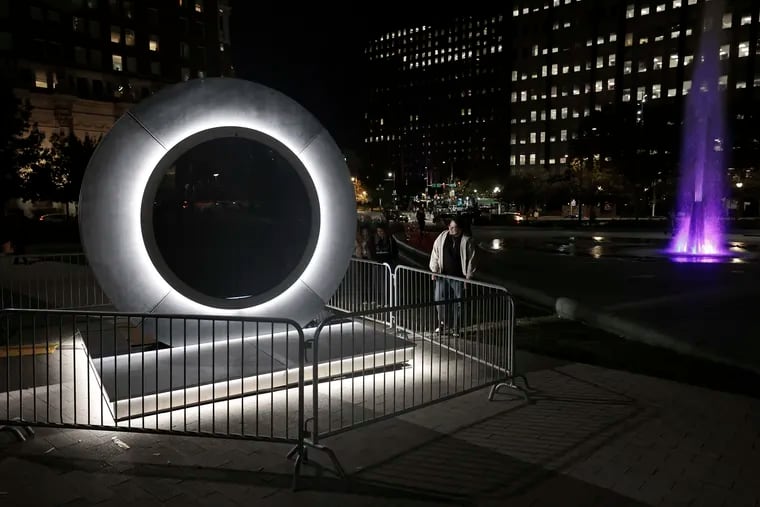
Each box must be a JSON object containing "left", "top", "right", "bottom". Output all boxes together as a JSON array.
[{"left": 670, "top": 1, "right": 727, "bottom": 257}]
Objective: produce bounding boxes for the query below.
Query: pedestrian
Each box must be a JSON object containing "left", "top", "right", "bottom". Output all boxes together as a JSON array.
[
  {"left": 428, "top": 216, "right": 477, "bottom": 336},
  {"left": 373, "top": 224, "right": 398, "bottom": 268},
  {"left": 416, "top": 207, "right": 426, "bottom": 237}
]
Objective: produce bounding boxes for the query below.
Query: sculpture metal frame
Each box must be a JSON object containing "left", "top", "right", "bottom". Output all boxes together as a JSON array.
[{"left": 79, "top": 78, "right": 355, "bottom": 325}]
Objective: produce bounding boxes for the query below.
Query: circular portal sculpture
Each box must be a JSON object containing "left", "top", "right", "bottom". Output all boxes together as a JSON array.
[{"left": 79, "top": 78, "right": 355, "bottom": 325}]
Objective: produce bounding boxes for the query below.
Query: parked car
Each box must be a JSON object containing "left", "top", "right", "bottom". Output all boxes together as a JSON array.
[{"left": 38, "top": 213, "right": 68, "bottom": 223}]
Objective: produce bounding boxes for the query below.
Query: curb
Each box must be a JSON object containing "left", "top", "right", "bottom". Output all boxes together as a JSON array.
[{"left": 396, "top": 236, "right": 760, "bottom": 376}]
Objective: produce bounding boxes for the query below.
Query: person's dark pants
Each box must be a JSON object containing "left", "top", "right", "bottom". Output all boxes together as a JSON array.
[{"left": 434, "top": 277, "right": 463, "bottom": 332}]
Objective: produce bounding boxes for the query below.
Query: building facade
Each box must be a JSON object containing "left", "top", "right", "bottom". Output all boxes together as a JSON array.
[
  {"left": 0, "top": 0, "right": 233, "bottom": 141},
  {"left": 367, "top": 0, "right": 760, "bottom": 195},
  {"left": 364, "top": 14, "right": 510, "bottom": 194},
  {"left": 510, "top": 0, "right": 759, "bottom": 179}
]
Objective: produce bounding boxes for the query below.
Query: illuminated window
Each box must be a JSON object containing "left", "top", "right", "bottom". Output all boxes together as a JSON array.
[
  {"left": 608, "top": 78, "right": 616, "bottom": 90},
  {"left": 669, "top": 53, "right": 679, "bottom": 67},
  {"left": 596, "top": 56, "right": 603, "bottom": 68},
  {"left": 510, "top": 92, "right": 517, "bottom": 103},
  {"left": 112, "top": 54, "right": 122, "bottom": 71},
  {"left": 623, "top": 88, "right": 631, "bottom": 102},
  {"left": 653, "top": 56, "right": 662, "bottom": 69},
  {"left": 687, "top": 0, "right": 696, "bottom": 5},
  {"left": 652, "top": 84, "right": 661, "bottom": 99},
  {"left": 736, "top": 81, "right": 747, "bottom": 89},
  {"left": 550, "top": 109, "right": 557, "bottom": 119},
  {"left": 609, "top": 33, "right": 617, "bottom": 43},
  {"left": 738, "top": 41, "right": 749, "bottom": 58},
  {"left": 638, "top": 61, "right": 647, "bottom": 72},
  {"left": 720, "top": 44, "right": 730, "bottom": 60},
  {"left": 671, "top": 30, "right": 680, "bottom": 39},
  {"left": 668, "top": 88, "right": 677, "bottom": 97},
  {"left": 722, "top": 14, "right": 732, "bottom": 29},
  {"left": 529, "top": 154, "right": 536, "bottom": 164},
  {"left": 73, "top": 16, "right": 85, "bottom": 32},
  {"left": 639, "top": 37, "right": 649, "bottom": 45},
  {"left": 672, "top": 0, "right": 681, "bottom": 6},
  {"left": 530, "top": 132, "right": 536, "bottom": 143},
  {"left": 656, "top": 3, "right": 665, "bottom": 12},
  {"left": 718, "top": 75, "right": 728, "bottom": 90},
  {"left": 641, "top": 6, "right": 649, "bottom": 15},
  {"left": 740, "top": 15, "right": 751, "bottom": 26},
  {"left": 561, "top": 107, "right": 568, "bottom": 119},
  {"left": 560, "top": 129, "right": 567, "bottom": 141},
  {"left": 194, "top": 1, "right": 202, "bottom": 13},
  {"left": 511, "top": 70, "right": 518, "bottom": 81},
  {"left": 519, "top": 155, "right": 526, "bottom": 165},
  {"left": 562, "top": 65, "right": 569, "bottom": 74},
  {"left": 110, "top": 26, "right": 120, "bottom": 43},
  {"left": 573, "top": 64, "right": 581, "bottom": 72},
  {"left": 573, "top": 85, "right": 580, "bottom": 95},
  {"left": 636, "top": 88, "right": 646, "bottom": 102},
  {"left": 149, "top": 35, "right": 159, "bottom": 51},
  {"left": 595, "top": 80, "right": 603, "bottom": 92},
  {"left": 684, "top": 54, "right": 693, "bottom": 65},
  {"left": 34, "top": 69, "right": 47, "bottom": 88},
  {"left": 520, "top": 90, "right": 527, "bottom": 101},
  {"left": 551, "top": 64, "right": 558, "bottom": 75},
  {"left": 683, "top": 80, "right": 692, "bottom": 94},
  {"left": 608, "top": 54, "right": 616, "bottom": 66},
  {"left": 625, "top": 33, "right": 633, "bottom": 47},
  {"left": 551, "top": 86, "right": 558, "bottom": 97},
  {"left": 530, "top": 111, "right": 537, "bottom": 121},
  {"left": 626, "top": 4, "right": 634, "bottom": 18}
]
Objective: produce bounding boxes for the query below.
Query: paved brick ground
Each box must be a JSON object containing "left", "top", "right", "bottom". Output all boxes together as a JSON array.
[{"left": 1, "top": 355, "right": 759, "bottom": 507}]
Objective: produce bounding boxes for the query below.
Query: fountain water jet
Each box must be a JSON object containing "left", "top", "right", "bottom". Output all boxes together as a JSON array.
[{"left": 670, "top": 0, "right": 727, "bottom": 257}]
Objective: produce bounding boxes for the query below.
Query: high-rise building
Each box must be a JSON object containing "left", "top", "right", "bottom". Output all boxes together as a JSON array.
[
  {"left": 364, "top": 14, "right": 510, "bottom": 194},
  {"left": 0, "top": 0, "right": 233, "bottom": 140},
  {"left": 367, "top": 0, "right": 759, "bottom": 192},
  {"left": 510, "top": 0, "right": 757, "bottom": 177}
]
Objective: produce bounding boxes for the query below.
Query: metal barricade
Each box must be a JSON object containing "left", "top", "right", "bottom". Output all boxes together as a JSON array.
[
  {"left": 0, "top": 253, "right": 110, "bottom": 310},
  {"left": 305, "top": 286, "right": 526, "bottom": 476},
  {"left": 393, "top": 265, "right": 518, "bottom": 385},
  {"left": 326, "top": 258, "right": 393, "bottom": 316},
  {"left": 0, "top": 308, "right": 307, "bottom": 483}
]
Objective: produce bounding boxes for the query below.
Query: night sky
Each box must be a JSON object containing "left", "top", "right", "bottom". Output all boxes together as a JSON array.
[{"left": 229, "top": 5, "right": 465, "bottom": 154}]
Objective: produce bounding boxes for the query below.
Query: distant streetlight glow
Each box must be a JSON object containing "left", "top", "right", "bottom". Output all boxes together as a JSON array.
[
  {"left": 736, "top": 181, "right": 744, "bottom": 188},
  {"left": 493, "top": 186, "right": 501, "bottom": 193},
  {"left": 387, "top": 172, "right": 393, "bottom": 178}
]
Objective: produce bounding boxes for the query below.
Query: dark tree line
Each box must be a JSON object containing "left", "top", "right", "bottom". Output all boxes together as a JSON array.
[{"left": 0, "top": 79, "right": 98, "bottom": 215}]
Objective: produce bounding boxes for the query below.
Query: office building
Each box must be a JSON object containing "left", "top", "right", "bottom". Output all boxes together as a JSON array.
[{"left": 0, "top": 0, "right": 233, "bottom": 140}]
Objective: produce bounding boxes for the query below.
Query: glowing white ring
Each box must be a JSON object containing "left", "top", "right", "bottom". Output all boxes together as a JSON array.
[{"left": 79, "top": 79, "right": 355, "bottom": 325}]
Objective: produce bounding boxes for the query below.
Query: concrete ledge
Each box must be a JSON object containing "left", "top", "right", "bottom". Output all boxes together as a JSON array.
[{"left": 396, "top": 236, "right": 760, "bottom": 376}]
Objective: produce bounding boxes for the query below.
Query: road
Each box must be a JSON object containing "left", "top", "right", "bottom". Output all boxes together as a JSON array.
[{"left": 470, "top": 226, "right": 760, "bottom": 371}]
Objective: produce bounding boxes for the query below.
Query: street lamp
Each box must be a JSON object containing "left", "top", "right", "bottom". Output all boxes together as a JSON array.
[
  {"left": 493, "top": 186, "right": 501, "bottom": 194},
  {"left": 736, "top": 181, "right": 744, "bottom": 189}
]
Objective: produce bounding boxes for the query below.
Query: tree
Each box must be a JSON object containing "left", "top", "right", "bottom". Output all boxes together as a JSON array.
[
  {"left": 566, "top": 107, "right": 627, "bottom": 219},
  {"left": 0, "top": 79, "right": 45, "bottom": 211},
  {"left": 48, "top": 131, "right": 98, "bottom": 214},
  {"left": 17, "top": 125, "right": 52, "bottom": 202}
]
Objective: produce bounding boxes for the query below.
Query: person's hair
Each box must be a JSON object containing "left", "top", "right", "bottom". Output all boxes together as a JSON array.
[{"left": 449, "top": 215, "right": 471, "bottom": 235}]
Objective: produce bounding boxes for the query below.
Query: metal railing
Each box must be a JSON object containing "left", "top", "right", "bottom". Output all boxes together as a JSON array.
[
  {"left": 327, "top": 258, "right": 393, "bottom": 315},
  {"left": 393, "top": 265, "right": 516, "bottom": 382},
  {"left": 0, "top": 253, "right": 110, "bottom": 310},
  {"left": 0, "top": 258, "right": 526, "bottom": 488},
  {"left": 0, "top": 309, "right": 306, "bottom": 471},
  {"left": 309, "top": 295, "right": 514, "bottom": 445}
]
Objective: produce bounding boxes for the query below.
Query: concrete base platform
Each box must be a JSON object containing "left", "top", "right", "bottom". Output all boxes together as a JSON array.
[{"left": 94, "top": 319, "right": 414, "bottom": 420}]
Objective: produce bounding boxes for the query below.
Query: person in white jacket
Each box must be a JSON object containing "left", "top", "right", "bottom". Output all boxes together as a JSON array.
[{"left": 428, "top": 216, "right": 477, "bottom": 335}]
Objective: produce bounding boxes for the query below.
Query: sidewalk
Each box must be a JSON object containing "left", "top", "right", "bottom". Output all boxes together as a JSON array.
[{"left": 1, "top": 351, "right": 758, "bottom": 506}]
